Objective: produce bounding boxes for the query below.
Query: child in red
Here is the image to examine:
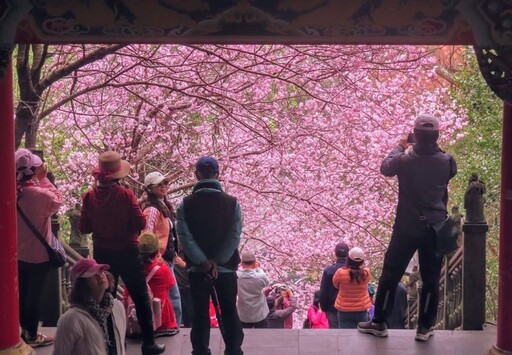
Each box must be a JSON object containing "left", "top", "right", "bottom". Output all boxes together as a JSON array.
[{"left": 139, "top": 232, "right": 179, "bottom": 336}]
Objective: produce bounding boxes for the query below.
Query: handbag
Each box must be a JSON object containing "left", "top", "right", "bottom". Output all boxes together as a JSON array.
[
  {"left": 431, "top": 215, "right": 458, "bottom": 257},
  {"left": 400, "top": 155, "right": 458, "bottom": 257},
  {"left": 17, "top": 198, "right": 66, "bottom": 268}
]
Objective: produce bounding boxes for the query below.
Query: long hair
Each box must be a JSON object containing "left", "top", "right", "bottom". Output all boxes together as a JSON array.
[
  {"left": 346, "top": 258, "right": 368, "bottom": 284},
  {"left": 140, "top": 190, "right": 175, "bottom": 220}
]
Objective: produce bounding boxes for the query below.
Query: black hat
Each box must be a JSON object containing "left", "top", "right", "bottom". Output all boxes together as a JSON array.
[
  {"left": 195, "top": 156, "right": 219, "bottom": 174},
  {"left": 335, "top": 241, "right": 349, "bottom": 257}
]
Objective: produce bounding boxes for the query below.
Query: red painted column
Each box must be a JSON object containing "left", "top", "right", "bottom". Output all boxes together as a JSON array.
[
  {"left": 0, "top": 58, "right": 19, "bottom": 349},
  {"left": 497, "top": 102, "right": 512, "bottom": 353}
]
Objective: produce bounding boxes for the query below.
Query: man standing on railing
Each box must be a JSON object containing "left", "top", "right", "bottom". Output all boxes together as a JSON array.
[{"left": 358, "top": 115, "right": 457, "bottom": 341}]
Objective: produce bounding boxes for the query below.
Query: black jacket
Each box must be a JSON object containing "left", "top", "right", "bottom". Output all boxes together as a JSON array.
[
  {"left": 380, "top": 144, "right": 457, "bottom": 233},
  {"left": 319, "top": 257, "right": 347, "bottom": 313}
]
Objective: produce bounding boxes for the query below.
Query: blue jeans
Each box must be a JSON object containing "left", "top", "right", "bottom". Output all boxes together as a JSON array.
[
  {"left": 168, "top": 261, "right": 183, "bottom": 325},
  {"left": 337, "top": 310, "right": 369, "bottom": 329}
]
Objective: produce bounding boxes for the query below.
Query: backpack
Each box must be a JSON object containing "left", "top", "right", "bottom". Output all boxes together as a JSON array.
[{"left": 124, "top": 265, "right": 162, "bottom": 336}]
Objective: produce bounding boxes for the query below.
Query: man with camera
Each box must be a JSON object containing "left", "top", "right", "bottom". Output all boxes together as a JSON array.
[
  {"left": 358, "top": 115, "right": 457, "bottom": 341},
  {"left": 265, "top": 284, "right": 296, "bottom": 329},
  {"left": 236, "top": 252, "right": 269, "bottom": 328}
]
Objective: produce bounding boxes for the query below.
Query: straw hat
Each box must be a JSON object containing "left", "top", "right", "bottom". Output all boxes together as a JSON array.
[{"left": 94, "top": 151, "right": 130, "bottom": 181}]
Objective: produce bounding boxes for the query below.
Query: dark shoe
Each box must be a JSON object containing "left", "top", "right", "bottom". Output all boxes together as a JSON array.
[
  {"left": 155, "top": 327, "right": 180, "bottom": 337},
  {"left": 142, "top": 342, "right": 166, "bottom": 355},
  {"left": 357, "top": 320, "right": 388, "bottom": 337},
  {"left": 415, "top": 325, "right": 434, "bottom": 341}
]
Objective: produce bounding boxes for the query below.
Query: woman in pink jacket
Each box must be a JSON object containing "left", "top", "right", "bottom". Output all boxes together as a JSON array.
[
  {"left": 139, "top": 171, "right": 182, "bottom": 326},
  {"left": 306, "top": 290, "right": 329, "bottom": 329},
  {"left": 16, "top": 149, "right": 63, "bottom": 348}
]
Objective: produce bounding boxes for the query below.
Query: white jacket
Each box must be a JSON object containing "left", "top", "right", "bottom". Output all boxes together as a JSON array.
[
  {"left": 236, "top": 268, "right": 269, "bottom": 323},
  {"left": 53, "top": 300, "right": 126, "bottom": 355}
]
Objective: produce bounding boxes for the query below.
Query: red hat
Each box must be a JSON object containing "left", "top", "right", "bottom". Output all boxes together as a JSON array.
[{"left": 70, "top": 258, "right": 109, "bottom": 283}]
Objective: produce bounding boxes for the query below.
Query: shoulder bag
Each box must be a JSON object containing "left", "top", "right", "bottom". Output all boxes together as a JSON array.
[{"left": 17, "top": 197, "right": 66, "bottom": 268}]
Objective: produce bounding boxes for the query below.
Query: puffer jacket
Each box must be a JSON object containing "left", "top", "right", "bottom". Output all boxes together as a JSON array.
[{"left": 332, "top": 267, "right": 372, "bottom": 312}]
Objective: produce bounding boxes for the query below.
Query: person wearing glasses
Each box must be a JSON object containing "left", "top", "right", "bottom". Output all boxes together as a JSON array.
[{"left": 140, "top": 171, "right": 183, "bottom": 327}]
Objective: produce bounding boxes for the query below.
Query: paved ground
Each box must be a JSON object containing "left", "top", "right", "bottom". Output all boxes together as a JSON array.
[{"left": 37, "top": 324, "right": 497, "bottom": 355}]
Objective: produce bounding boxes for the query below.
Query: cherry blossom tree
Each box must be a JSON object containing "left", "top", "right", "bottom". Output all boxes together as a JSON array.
[{"left": 30, "top": 44, "right": 466, "bottom": 324}]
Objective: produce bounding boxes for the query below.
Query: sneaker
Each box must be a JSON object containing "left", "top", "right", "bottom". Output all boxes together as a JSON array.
[
  {"left": 155, "top": 328, "right": 180, "bottom": 337},
  {"left": 357, "top": 321, "right": 388, "bottom": 337},
  {"left": 26, "top": 333, "right": 54, "bottom": 348},
  {"left": 415, "top": 325, "right": 434, "bottom": 341}
]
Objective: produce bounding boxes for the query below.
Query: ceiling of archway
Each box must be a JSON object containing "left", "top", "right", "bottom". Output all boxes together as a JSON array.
[{"left": 9, "top": 0, "right": 480, "bottom": 45}]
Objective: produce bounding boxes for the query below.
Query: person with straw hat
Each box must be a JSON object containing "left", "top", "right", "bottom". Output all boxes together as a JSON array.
[{"left": 79, "top": 151, "right": 165, "bottom": 355}]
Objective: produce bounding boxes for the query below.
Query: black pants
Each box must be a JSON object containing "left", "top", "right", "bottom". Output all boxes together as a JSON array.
[
  {"left": 373, "top": 226, "right": 443, "bottom": 328},
  {"left": 180, "top": 287, "right": 194, "bottom": 327},
  {"left": 189, "top": 272, "right": 244, "bottom": 355},
  {"left": 241, "top": 318, "right": 267, "bottom": 329},
  {"left": 18, "top": 261, "right": 52, "bottom": 338},
  {"left": 94, "top": 245, "right": 155, "bottom": 344}
]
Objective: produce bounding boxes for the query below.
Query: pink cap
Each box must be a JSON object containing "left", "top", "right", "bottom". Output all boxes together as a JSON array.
[
  {"left": 70, "top": 258, "right": 109, "bottom": 283},
  {"left": 15, "top": 149, "right": 42, "bottom": 181}
]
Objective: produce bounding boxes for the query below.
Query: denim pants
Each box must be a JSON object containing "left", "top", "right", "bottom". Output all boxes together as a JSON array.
[
  {"left": 167, "top": 261, "right": 183, "bottom": 325},
  {"left": 189, "top": 272, "right": 244, "bottom": 355},
  {"left": 337, "top": 311, "right": 369, "bottom": 329}
]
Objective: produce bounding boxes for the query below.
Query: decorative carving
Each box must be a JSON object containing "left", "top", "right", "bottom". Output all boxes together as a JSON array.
[
  {"left": 477, "top": 0, "right": 512, "bottom": 46},
  {"left": 67, "top": 203, "right": 85, "bottom": 246},
  {"left": 464, "top": 173, "right": 486, "bottom": 223},
  {"left": 18, "top": 1, "right": 469, "bottom": 44},
  {"left": 474, "top": 46, "right": 512, "bottom": 105}
]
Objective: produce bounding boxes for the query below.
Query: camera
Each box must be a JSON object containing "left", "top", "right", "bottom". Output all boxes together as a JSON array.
[{"left": 406, "top": 132, "right": 416, "bottom": 144}]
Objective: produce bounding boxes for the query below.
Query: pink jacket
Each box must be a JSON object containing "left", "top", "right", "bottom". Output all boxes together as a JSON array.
[
  {"left": 17, "top": 178, "right": 63, "bottom": 263},
  {"left": 307, "top": 305, "right": 329, "bottom": 329},
  {"left": 143, "top": 206, "right": 170, "bottom": 254}
]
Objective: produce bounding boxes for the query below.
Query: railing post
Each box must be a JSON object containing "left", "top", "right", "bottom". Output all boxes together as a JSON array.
[{"left": 462, "top": 221, "right": 488, "bottom": 330}]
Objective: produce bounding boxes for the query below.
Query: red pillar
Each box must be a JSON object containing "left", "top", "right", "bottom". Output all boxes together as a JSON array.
[
  {"left": 497, "top": 102, "right": 512, "bottom": 352},
  {"left": 0, "top": 59, "right": 19, "bottom": 349}
]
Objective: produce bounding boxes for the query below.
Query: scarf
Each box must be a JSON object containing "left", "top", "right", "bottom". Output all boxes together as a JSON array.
[{"left": 84, "top": 292, "right": 115, "bottom": 351}]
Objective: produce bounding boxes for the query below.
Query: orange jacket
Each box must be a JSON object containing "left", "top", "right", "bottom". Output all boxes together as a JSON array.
[{"left": 332, "top": 267, "right": 372, "bottom": 312}]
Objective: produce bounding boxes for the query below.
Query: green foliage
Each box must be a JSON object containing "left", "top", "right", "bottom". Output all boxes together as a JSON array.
[{"left": 449, "top": 47, "right": 502, "bottom": 320}]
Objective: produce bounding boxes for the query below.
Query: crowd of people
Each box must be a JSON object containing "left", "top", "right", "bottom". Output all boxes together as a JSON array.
[{"left": 14, "top": 114, "right": 456, "bottom": 354}]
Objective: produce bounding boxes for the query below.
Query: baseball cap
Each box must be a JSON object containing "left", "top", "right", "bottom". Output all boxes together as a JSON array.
[
  {"left": 348, "top": 247, "right": 365, "bottom": 262},
  {"left": 414, "top": 115, "right": 439, "bottom": 131},
  {"left": 138, "top": 231, "right": 160, "bottom": 254},
  {"left": 70, "top": 258, "right": 109, "bottom": 283},
  {"left": 335, "top": 241, "right": 349, "bottom": 257},
  {"left": 195, "top": 156, "right": 219, "bottom": 174},
  {"left": 241, "top": 252, "right": 256, "bottom": 263},
  {"left": 144, "top": 171, "right": 168, "bottom": 188},
  {"left": 15, "top": 149, "right": 42, "bottom": 181}
]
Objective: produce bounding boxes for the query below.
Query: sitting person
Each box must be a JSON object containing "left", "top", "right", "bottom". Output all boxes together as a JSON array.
[
  {"left": 53, "top": 258, "right": 126, "bottom": 355},
  {"left": 138, "top": 232, "right": 179, "bottom": 337},
  {"left": 306, "top": 290, "right": 329, "bottom": 329},
  {"left": 333, "top": 247, "right": 372, "bottom": 328}
]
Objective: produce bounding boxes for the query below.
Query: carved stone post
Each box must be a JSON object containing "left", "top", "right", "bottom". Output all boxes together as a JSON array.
[{"left": 462, "top": 222, "right": 488, "bottom": 330}]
